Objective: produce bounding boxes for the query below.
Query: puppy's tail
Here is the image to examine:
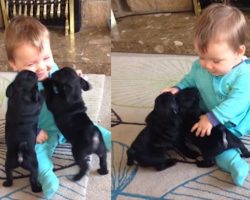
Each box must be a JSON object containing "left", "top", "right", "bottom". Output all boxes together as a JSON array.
[{"left": 18, "top": 142, "right": 28, "bottom": 164}]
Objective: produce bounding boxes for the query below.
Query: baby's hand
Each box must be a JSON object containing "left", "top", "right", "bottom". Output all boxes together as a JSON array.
[
  {"left": 74, "top": 68, "right": 89, "bottom": 82},
  {"left": 161, "top": 87, "right": 179, "bottom": 94},
  {"left": 191, "top": 115, "right": 213, "bottom": 137},
  {"left": 36, "top": 130, "right": 48, "bottom": 143},
  {"left": 75, "top": 69, "right": 83, "bottom": 77}
]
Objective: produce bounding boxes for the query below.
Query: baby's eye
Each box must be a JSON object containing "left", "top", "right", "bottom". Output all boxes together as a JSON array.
[
  {"left": 27, "top": 63, "right": 35, "bottom": 67},
  {"left": 213, "top": 60, "right": 221, "bottom": 64},
  {"left": 43, "top": 56, "right": 50, "bottom": 61}
]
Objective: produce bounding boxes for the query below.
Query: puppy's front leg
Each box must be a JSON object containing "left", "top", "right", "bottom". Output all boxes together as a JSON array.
[
  {"left": 196, "top": 157, "right": 215, "bottom": 168},
  {"left": 177, "top": 142, "right": 199, "bottom": 159},
  {"left": 126, "top": 148, "right": 135, "bottom": 166},
  {"left": 238, "top": 142, "right": 250, "bottom": 158},
  {"left": 155, "top": 159, "right": 177, "bottom": 171}
]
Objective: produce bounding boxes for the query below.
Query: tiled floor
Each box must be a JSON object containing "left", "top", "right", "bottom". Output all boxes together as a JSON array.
[{"left": 111, "top": 11, "right": 250, "bottom": 56}]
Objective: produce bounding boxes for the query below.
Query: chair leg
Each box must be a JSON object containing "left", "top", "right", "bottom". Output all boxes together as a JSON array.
[{"left": 0, "top": 0, "right": 9, "bottom": 28}]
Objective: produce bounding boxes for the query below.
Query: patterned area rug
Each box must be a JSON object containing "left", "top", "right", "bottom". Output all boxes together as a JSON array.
[
  {"left": 111, "top": 53, "right": 250, "bottom": 200},
  {"left": 0, "top": 72, "right": 105, "bottom": 200}
]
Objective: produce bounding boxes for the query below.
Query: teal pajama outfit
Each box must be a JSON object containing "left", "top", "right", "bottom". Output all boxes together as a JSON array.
[
  {"left": 176, "top": 58, "right": 250, "bottom": 186},
  {"left": 36, "top": 64, "right": 111, "bottom": 199}
]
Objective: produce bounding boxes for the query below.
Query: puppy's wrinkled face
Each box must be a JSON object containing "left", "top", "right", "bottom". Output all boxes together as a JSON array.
[
  {"left": 52, "top": 67, "right": 78, "bottom": 86},
  {"left": 175, "top": 87, "right": 200, "bottom": 117},
  {"left": 6, "top": 70, "right": 39, "bottom": 103},
  {"left": 154, "top": 92, "right": 178, "bottom": 117},
  {"left": 51, "top": 67, "right": 90, "bottom": 102}
]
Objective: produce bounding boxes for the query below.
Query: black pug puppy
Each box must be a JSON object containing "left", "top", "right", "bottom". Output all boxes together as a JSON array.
[
  {"left": 127, "top": 92, "right": 198, "bottom": 171},
  {"left": 175, "top": 88, "right": 250, "bottom": 167},
  {"left": 3, "top": 70, "right": 42, "bottom": 192},
  {"left": 43, "top": 67, "right": 108, "bottom": 181}
]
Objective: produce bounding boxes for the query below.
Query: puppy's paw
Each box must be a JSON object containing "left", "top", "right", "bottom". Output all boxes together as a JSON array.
[
  {"left": 184, "top": 150, "right": 200, "bottom": 159},
  {"left": 155, "top": 159, "right": 176, "bottom": 171},
  {"left": 31, "top": 183, "right": 42, "bottom": 193},
  {"left": 97, "top": 168, "right": 109, "bottom": 175},
  {"left": 127, "top": 159, "right": 134, "bottom": 166},
  {"left": 73, "top": 174, "right": 84, "bottom": 181},
  {"left": 196, "top": 160, "right": 215, "bottom": 168},
  {"left": 241, "top": 151, "right": 250, "bottom": 158},
  {"left": 3, "top": 180, "right": 13, "bottom": 187}
]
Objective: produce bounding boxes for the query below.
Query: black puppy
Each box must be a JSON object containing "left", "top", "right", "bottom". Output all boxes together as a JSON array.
[
  {"left": 127, "top": 92, "right": 197, "bottom": 171},
  {"left": 43, "top": 67, "right": 108, "bottom": 181},
  {"left": 176, "top": 88, "right": 250, "bottom": 167},
  {"left": 3, "top": 70, "right": 42, "bottom": 192}
]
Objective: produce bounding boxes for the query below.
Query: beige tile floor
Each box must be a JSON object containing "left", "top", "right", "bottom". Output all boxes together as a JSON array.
[{"left": 111, "top": 11, "right": 250, "bottom": 56}]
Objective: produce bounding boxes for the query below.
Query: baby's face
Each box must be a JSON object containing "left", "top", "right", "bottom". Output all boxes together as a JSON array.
[
  {"left": 194, "top": 40, "right": 245, "bottom": 76},
  {"left": 9, "top": 38, "right": 54, "bottom": 81}
]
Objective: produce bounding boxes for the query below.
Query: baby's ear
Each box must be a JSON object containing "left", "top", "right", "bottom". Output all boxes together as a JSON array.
[
  {"left": 80, "top": 77, "right": 91, "bottom": 91},
  {"left": 6, "top": 83, "right": 14, "bottom": 98}
]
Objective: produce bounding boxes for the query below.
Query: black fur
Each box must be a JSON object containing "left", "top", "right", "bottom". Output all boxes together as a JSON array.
[
  {"left": 176, "top": 88, "right": 250, "bottom": 167},
  {"left": 127, "top": 93, "right": 182, "bottom": 171},
  {"left": 3, "top": 70, "right": 42, "bottom": 192},
  {"left": 43, "top": 67, "right": 108, "bottom": 181}
]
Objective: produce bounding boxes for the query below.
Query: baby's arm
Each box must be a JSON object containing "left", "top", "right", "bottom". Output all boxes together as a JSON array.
[{"left": 161, "top": 59, "right": 199, "bottom": 94}]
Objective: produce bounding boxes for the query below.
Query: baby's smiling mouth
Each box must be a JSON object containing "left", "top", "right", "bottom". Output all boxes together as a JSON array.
[{"left": 37, "top": 71, "right": 48, "bottom": 80}]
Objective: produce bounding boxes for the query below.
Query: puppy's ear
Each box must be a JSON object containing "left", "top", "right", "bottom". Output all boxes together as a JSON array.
[
  {"left": 145, "top": 111, "right": 159, "bottom": 128},
  {"left": 80, "top": 77, "right": 91, "bottom": 91},
  {"left": 145, "top": 111, "right": 154, "bottom": 124},
  {"left": 154, "top": 95, "right": 164, "bottom": 115},
  {"left": 6, "top": 83, "right": 14, "bottom": 98}
]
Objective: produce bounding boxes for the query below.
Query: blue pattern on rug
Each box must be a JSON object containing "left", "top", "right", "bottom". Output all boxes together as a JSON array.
[
  {"left": 112, "top": 138, "right": 250, "bottom": 200},
  {"left": 112, "top": 141, "right": 138, "bottom": 200}
]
